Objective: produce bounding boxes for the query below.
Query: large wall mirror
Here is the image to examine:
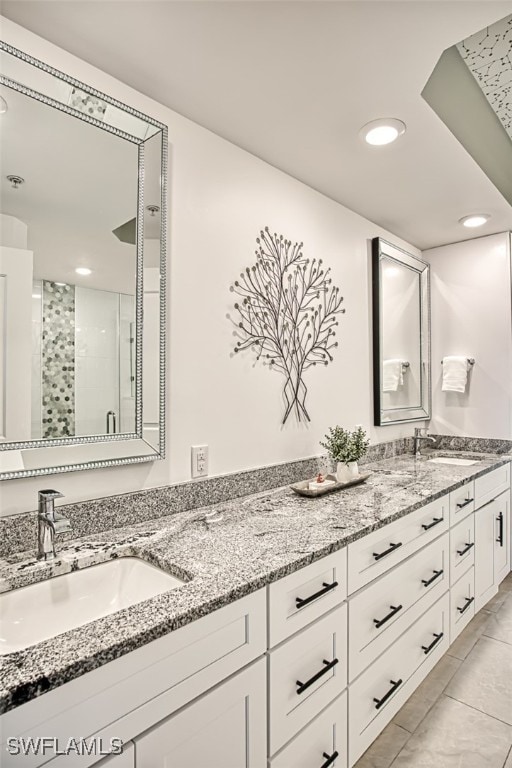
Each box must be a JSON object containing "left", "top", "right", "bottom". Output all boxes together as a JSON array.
[
  {"left": 0, "top": 42, "right": 167, "bottom": 479},
  {"left": 372, "top": 238, "right": 431, "bottom": 425}
]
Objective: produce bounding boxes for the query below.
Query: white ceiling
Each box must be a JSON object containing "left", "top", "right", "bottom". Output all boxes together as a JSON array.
[{"left": 2, "top": 1, "right": 512, "bottom": 250}]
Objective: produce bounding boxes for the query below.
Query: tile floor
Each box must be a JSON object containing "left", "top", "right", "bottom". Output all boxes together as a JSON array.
[{"left": 354, "top": 572, "right": 512, "bottom": 768}]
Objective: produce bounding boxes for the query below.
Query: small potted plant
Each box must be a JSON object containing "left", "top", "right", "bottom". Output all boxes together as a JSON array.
[{"left": 320, "top": 425, "right": 370, "bottom": 483}]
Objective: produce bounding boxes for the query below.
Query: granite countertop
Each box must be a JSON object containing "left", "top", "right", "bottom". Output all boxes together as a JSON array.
[{"left": 1, "top": 449, "right": 510, "bottom": 714}]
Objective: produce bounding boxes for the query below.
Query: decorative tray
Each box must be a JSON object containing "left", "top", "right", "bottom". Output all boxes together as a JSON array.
[{"left": 290, "top": 472, "right": 372, "bottom": 498}]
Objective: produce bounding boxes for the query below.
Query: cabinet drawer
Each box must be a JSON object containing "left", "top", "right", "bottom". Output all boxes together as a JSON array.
[
  {"left": 348, "top": 593, "right": 450, "bottom": 766},
  {"left": 270, "top": 693, "right": 347, "bottom": 768},
  {"left": 450, "top": 567, "right": 475, "bottom": 642},
  {"left": 347, "top": 496, "right": 448, "bottom": 594},
  {"left": 268, "top": 549, "right": 347, "bottom": 647},
  {"left": 268, "top": 603, "right": 347, "bottom": 756},
  {"left": 475, "top": 464, "right": 510, "bottom": 508},
  {"left": 348, "top": 533, "right": 449, "bottom": 681},
  {"left": 449, "top": 481, "right": 475, "bottom": 525},
  {"left": 450, "top": 514, "right": 475, "bottom": 585}
]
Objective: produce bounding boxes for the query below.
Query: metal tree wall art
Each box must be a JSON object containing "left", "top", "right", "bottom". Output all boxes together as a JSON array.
[{"left": 229, "top": 227, "right": 345, "bottom": 424}]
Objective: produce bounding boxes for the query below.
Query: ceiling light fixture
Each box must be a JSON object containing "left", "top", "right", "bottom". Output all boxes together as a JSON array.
[
  {"left": 75, "top": 267, "right": 92, "bottom": 276},
  {"left": 459, "top": 214, "right": 490, "bottom": 228},
  {"left": 0, "top": 95, "right": 8, "bottom": 114},
  {"left": 360, "top": 118, "right": 406, "bottom": 146}
]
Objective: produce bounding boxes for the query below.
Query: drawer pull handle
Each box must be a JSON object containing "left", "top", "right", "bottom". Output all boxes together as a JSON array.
[
  {"left": 373, "top": 678, "right": 403, "bottom": 710},
  {"left": 497, "top": 512, "right": 504, "bottom": 547},
  {"left": 422, "top": 569, "right": 444, "bottom": 587},
  {"left": 456, "top": 542, "right": 474, "bottom": 557},
  {"left": 320, "top": 751, "right": 339, "bottom": 768},
  {"left": 422, "top": 632, "right": 444, "bottom": 655},
  {"left": 422, "top": 517, "right": 443, "bottom": 531},
  {"left": 456, "top": 498, "right": 474, "bottom": 509},
  {"left": 296, "top": 658, "right": 339, "bottom": 695},
  {"left": 457, "top": 596, "right": 474, "bottom": 615},
  {"left": 373, "top": 542, "right": 402, "bottom": 561},
  {"left": 295, "top": 581, "right": 339, "bottom": 610},
  {"left": 373, "top": 604, "right": 403, "bottom": 629}
]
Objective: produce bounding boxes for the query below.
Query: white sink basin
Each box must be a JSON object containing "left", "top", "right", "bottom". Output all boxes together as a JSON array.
[
  {"left": 428, "top": 457, "right": 478, "bottom": 466},
  {"left": 0, "top": 557, "right": 184, "bottom": 654}
]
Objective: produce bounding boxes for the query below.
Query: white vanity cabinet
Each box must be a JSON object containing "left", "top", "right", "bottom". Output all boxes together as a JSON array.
[
  {"left": 95, "top": 744, "right": 134, "bottom": 767},
  {"left": 134, "top": 659, "right": 266, "bottom": 768},
  {"left": 475, "top": 490, "right": 511, "bottom": 611}
]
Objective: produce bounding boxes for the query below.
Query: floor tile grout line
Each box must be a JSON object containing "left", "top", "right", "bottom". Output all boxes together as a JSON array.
[
  {"left": 443, "top": 692, "right": 512, "bottom": 728},
  {"left": 503, "top": 744, "right": 512, "bottom": 768},
  {"left": 393, "top": 659, "right": 462, "bottom": 735},
  {"left": 480, "top": 633, "right": 512, "bottom": 649}
]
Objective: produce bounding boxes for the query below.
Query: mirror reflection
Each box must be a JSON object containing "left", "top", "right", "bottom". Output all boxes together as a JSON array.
[
  {"left": 372, "top": 238, "right": 431, "bottom": 425},
  {"left": 0, "top": 74, "right": 138, "bottom": 442}
]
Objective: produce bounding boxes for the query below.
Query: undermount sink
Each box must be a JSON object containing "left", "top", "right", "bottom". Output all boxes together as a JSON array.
[
  {"left": 0, "top": 557, "right": 185, "bottom": 655},
  {"left": 428, "top": 456, "right": 478, "bottom": 466}
]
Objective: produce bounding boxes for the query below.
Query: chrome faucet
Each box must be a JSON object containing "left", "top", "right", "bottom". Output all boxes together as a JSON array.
[
  {"left": 37, "top": 490, "right": 71, "bottom": 561},
  {"left": 413, "top": 428, "right": 436, "bottom": 458}
]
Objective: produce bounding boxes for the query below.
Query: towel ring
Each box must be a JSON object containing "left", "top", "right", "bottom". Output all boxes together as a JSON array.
[{"left": 441, "top": 358, "right": 475, "bottom": 365}]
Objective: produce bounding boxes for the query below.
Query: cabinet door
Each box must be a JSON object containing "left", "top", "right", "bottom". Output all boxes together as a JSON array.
[
  {"left": 94, "top": 744, "right": 134, "bottom": 767},
  {"left": 494, "top": 490, "right": 510, "bottom": 585},
  {"left": 475, "top": 500, "right": 498, "bottom": 612},
  {"left": 135, "top": 658, "right": 266, "bottom": 768}
]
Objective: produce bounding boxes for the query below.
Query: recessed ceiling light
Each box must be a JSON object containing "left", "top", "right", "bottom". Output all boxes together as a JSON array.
[
  {"left": 75, "top": 267, "right": 92, "bottom": 276},
  {"left": 0, "top": 96, "right": 8, "bottom": 114},
  {"left": 360, "top": 118, "right": 406, "bottom": 146},
  {"left": 459, "top": 214, "right": 490, "bottom": 228}
]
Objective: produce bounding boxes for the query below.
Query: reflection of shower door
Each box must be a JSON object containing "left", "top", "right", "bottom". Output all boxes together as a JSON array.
[
  {"left": 0, "top": 247, "right": 32, "bottom": 441},
  {"left": 74, "top": 287, "right": 135, "bottom": 437}
]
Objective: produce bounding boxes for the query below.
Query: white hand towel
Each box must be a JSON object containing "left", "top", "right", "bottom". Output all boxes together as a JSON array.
[
  {"left": 442, "top": 356, "right": 469, "bottom": 393},
  {"left": 383, "top": 359, "right": 404, "bottom": 392}
]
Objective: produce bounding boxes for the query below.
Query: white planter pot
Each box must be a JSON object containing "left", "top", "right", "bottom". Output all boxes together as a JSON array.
[{"left": 336, "top": 461, "right": 359, "bottom": 483}]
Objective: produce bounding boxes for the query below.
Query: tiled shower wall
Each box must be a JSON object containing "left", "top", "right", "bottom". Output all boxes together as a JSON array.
[{"left": 41, "top": 280, "right": 75, "bottom": 438}]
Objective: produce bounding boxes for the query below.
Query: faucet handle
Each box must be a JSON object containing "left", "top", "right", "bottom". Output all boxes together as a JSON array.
[{"left": 38, "top": 489, "right": 64, "bottom": 501}]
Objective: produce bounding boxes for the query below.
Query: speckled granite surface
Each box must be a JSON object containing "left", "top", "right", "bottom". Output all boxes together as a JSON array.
[
  {"left": 0, "top": 437, "right": 412, "bottom": 559},
  {"left": 0, "top": 447, "right": 510, "bottom": 714}
]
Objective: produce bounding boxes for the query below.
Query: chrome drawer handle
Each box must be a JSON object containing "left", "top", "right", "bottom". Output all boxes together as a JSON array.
[
  {"left": 457, "top": 596, "right": 474, "bottom": 614},
  {"left": 422, "top": 517, "right": 443, "bottom": 531},
  {"left": 295, "top": 581, "right": 338, "bottom": 610},
  {"left": 456, "top": 498, "right": 474, "bottom": 509},
  {"left": 373, "top": 678, "right": 403, "bottom": 710},
  {"left": 422, "top": 632, "right": 444, "bottom": 655},
  {"left": 320, "top": 751, "right": 339, "bottom": 768},
  {"left": 497, "top": 512, "right": 504, "bottom": 547},
  {"left": 422, "top": 569, "right": 443, "bottom": 587},
  {"left": 373, "top": 542, "right": 402, "bottom": 561},
  {"left": 373, "top": 604, "right": 403, "bottom": 629},
  {"left": 456, "top": 542, "right": 474, "bottom": 557},
  {"left": 296, "top": 658, "right": 339, "bottom": 695}
]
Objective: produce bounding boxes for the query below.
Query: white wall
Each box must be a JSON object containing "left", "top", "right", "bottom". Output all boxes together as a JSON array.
[
  {"left": 0, "top": 17, "right": 422, "bottom": 516},
  {"left": 427, "top": 232, "right": 512, "bottom": 439}
]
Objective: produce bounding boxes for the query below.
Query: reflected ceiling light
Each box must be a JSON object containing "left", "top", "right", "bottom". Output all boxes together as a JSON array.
[
  {"left": 459, "top": 214, "right": 490, "bottom": 228},
  {"left": 32, "top": 293, "right": 41, "bottom": 299},
  {"left": 360, "top": 118, "right": 406, "bottom": 146},
  {"left": 55, "top": 282, "right": 67, "bottom": 286},
  {"left": 0, "top": 95, "right": 8, "bottom": 114},
  {"left": 75, "top": 267, "right": 92, "bottom": 276}
]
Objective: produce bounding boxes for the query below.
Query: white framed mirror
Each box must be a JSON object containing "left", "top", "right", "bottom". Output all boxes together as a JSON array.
[
  {"left": 0, "top": 42, "right": 167, "bottom": 479},
  {"left": 372, "top": 237, "right": 431, "bottom": 425}
]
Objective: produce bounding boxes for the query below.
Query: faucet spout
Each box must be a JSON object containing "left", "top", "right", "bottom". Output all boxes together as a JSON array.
[{"left": 37, "top": 490, "right": 70, "bottom": 561}]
